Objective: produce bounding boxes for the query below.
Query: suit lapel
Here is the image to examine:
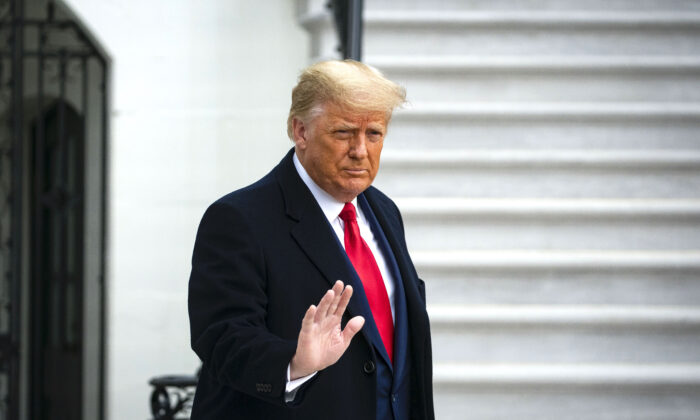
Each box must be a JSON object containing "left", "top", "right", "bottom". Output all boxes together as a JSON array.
[
  {"left": 363, "top": 188, "right": 430, "bottom": 344},
  {"left": 358, "top": 194, "right": 400, "bottom": 371},
  {"left": 289, "top": 216, "right": 369, "bottom": 321}
]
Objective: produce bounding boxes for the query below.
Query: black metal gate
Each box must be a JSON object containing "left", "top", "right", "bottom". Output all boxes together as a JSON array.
[{"left": 0, "top": 0, "right": 108, "bottom": 418}]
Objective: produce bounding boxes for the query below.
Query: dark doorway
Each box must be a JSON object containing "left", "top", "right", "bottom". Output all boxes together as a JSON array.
[
  {"left": 0, "top": 2, "right": 109, "bottom": 419},
  {"left": 29, "top": 100, "right": 85, "bottom": 420}
]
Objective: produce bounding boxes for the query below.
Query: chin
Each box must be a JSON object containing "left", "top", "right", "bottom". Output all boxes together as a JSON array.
[
  {"left": 335, "top": 180, "right": 372, "bottom": 200},
  {"left": 334, "top": 189, "right": 362, "bottom": 203},
  {"left": 348, "top": 188, "right": 369, "bottom": 199}
]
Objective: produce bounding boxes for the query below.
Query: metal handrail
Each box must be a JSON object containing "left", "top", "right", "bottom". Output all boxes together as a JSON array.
[
  {"left": 329, "top": 0, "right": 364, "bottom": 61},
  {"left": 148, "top": 370, "right": 199, "bottom": 420}
]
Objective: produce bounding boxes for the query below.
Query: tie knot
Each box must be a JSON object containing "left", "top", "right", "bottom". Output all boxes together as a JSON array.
[{"left": 339, "top": 202, "right": 357, "bottom": 223}]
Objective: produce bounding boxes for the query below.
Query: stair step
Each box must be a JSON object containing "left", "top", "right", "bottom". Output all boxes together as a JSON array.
[
  {"left": 370, "top": 55, "right": 700, "bottom": 70},
  {"left": 415, "top": 249, "right": 700, "bottom": 270},
  {"left": 375, "top": 149, "right": 700, "bottom": 198},
  {"left": 433, "top": 363, "right": 700, "bottom": 419},
  {"left": 433, "top": 364, "right": 700, "bottom": 420},
  {"left": 301, "top": 11, "right": 700, "bottom": 57},
  {"left": 429, "top": 305, "right": 700, "bottom": 363},
  {"left": 429, "top": 304, "right": 700, "bottom": 326},
  {"left": 381, "top": 149, "right": 700, "bottom": 167},
  {"left": 414, "top": 250, "right": 700, "bottom": 305},
  {"left": 365, "top": 0, "right": 700, "bottom": 12},
  {"left": 368, "top": 11, "right": 700, "bottom": 56},
  {"left": 301, "top": 0, "right": 700, "bottom": 14},
  {"left": 388, "top": 102, "right": 700, "bottom": 150},
  {"left": 363, "top": 10, "right": 700, "bottom": 26},
  {"left": 397, "top": 197, "right": 700, "bottom": 217},
  {"left": 434, "top": 363, "right": 700, "bottom": 386},
  {"left": 368, "top": 56, "right": 700, "bottom": 103},
  {"left": 395, "top": 198, "right": 700, "bottom": 250},
  {"left": 398, "top": 102, "right": 700, "bottom": 118}
]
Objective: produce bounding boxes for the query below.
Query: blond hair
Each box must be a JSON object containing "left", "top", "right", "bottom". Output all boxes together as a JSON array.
[{"left": 287, "top": 60, "right": 406, "bottom": 139}]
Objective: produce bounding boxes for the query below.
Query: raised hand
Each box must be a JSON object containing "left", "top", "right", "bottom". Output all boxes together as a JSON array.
[{"left": 289, "top": 280, "right": 365, "bottom": 380}]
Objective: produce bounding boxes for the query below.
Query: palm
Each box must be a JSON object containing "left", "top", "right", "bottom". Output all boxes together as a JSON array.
[{"left": 291, "top": 281, "right": 365, "bottom": 380}]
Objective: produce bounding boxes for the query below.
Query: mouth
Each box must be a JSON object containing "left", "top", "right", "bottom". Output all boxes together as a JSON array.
[{"left": 344, "top": 168, "right": 367, "bottom": 176}]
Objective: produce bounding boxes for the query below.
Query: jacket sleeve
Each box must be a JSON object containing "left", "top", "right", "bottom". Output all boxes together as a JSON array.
[{"left": 188, "top": 199, "right": 296, "bottom": 405}]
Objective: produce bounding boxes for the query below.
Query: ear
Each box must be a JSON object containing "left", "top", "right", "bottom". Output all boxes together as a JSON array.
[{"left": 292, "top": 117, "right": 308, "bottom": 150}]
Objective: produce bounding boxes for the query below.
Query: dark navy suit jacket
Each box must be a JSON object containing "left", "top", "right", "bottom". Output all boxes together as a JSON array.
[{"left": 188, "top": 149, "right": 434, "bottom": 419}]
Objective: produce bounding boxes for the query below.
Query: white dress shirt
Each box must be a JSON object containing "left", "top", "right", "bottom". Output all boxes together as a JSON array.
[{"left": 285, "top": 152, "right": 397, "bottom": 401}]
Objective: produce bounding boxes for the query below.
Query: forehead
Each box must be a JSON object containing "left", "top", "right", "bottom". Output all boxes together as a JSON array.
[{"left": 319, "top": 102, "right": 388, "bottom": 127}]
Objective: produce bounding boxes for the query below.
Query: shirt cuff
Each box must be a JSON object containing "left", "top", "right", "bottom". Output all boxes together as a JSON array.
[{"left": 284, "top": 363, "right": 317, "bottom": 403}]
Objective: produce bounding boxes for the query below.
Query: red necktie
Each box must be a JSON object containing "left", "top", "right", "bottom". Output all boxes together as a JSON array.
[{"left": 339, "top": 202, "right": 394, "bottom": 363}]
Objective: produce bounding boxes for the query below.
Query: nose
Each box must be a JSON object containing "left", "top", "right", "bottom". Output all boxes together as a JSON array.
[{"left": 348, "top": 133, "right": 368, "bottom": 159}]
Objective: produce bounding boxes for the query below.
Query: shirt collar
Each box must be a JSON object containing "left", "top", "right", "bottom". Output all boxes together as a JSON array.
[{"left": 293, "top": 151, "right": 358, "bottom": 224}]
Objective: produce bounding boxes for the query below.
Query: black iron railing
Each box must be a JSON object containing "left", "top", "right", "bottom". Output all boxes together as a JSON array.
[
  {"left": 0, "top": 1, "right": 109, "bottom": 418},
  {"left": 149, "top": 371, "right": 199, "bottom": 420}
]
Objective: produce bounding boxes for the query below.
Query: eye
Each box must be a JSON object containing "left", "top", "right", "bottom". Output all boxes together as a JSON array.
[
  {"left": 367, "top": 130, "right": 383, "bottom": 142},
  {"left": 334, "top": 129, "right": 352, "bottom": 139}
]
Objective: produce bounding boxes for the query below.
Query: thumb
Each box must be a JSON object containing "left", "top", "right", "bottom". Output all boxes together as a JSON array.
[{"left": 342, "top": 316, "right": 365, "bottom": 343}]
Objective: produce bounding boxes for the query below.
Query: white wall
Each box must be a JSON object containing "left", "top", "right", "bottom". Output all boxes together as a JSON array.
[{"left": 58, "top": 1, "right": 310, "bottom": 418}]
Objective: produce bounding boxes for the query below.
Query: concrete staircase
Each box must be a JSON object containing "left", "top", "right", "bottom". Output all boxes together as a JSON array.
[{"left": 297, "top": 0, "right": 700, "bottom": 418}]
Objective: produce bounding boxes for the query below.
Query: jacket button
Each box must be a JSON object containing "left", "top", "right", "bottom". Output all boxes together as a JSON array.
[{"left": 363, "top": 360, "right": 376, "bottom": 374}]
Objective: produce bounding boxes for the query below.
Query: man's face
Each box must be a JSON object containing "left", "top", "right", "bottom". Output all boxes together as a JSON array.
[{"left": 293, "top": 102, "right": 388, "bottom": 203}]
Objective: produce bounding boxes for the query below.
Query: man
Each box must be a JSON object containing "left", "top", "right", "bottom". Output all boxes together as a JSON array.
[{"left": 188, "top": 60, "right": 434, "bottom": 420}]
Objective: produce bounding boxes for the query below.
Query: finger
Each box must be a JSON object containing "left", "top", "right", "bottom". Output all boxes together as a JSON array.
[
  {"left": 334, "top": 284, "right": 354, "bottom": 317},
  {"left": 327, "top": 281, "right": 344, "bottom": 316},
  {"left": 301, "top": 305, "right": 316, "bottom": 331},
  {"left": 314, "top": 289, "right": 334, "bottom": 322},
  {"left": 342, "top": 315, "right": 365, "bottom": 343}
]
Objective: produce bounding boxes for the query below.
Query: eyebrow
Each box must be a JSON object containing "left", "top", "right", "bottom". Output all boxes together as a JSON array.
[
  {"left": 367, "top": 124, "right": 385, "bottom": 132},
  {"left": 333, "top": 123, "right": 358, "bottom": 130}
]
